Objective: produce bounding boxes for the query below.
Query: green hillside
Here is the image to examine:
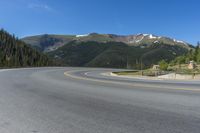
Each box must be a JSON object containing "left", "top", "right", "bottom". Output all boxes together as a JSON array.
[
  {"left": 0, "top": 29, "right": 51, "bottom": 68},
  {"left": 171, "top": 42, "right": 200, "bottom": 65},
  {"left": 48, "top": 41, "right": 189, "bottom": 69}
]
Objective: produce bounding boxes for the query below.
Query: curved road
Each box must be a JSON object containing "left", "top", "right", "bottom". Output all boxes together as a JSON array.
[{"left": 0, "top": 67, "right": 200, "bottom": 133}]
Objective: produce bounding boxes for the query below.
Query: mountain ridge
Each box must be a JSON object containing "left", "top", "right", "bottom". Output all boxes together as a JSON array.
[{"left": 22, "top": 33, "right": 192, "bottom": 52}]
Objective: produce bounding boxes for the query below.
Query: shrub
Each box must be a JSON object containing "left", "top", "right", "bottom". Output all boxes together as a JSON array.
[{"left": 159, "top": 60, "right": 169, "bottom": 71}]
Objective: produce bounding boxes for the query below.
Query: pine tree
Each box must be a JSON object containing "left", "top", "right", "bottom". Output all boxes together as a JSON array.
[{"left": 0, "top": 29, "right": 52, "bottom": 68}]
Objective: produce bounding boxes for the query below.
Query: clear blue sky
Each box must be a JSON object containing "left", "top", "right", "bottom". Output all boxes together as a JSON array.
[{"left": 0, "top": 0, "right": 199, "bottom": 45}]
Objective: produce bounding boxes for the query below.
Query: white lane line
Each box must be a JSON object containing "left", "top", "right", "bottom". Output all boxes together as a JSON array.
[
  {"left": 64, "top": 70, "right": 200, "bottom": 92},
  {"left": 0, "top": 69, "right": 9, "bottom": 72},
  {"left": 84, "top": 72, "right": 90, "bottom": 76},
  {"left": 101, "top": 72, "right": 164, "bottom": 81}
]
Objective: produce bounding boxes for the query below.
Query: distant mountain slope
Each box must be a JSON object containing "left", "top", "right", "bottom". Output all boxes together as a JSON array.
[
  {"left": 21, "top": 34, "right": 75, "bottom": 52},
  {"left": 47, "top": 41, "right": 189, "bottom": 69},
  {"left": 0, "top": 29, "right": 51, "bottom": 67},
  {"left": 22, "top": 33, "right": 192, "bottom": 52}
]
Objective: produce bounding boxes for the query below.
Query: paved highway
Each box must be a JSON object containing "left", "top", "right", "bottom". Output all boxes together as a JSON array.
[{"left": 0, "top": 67, "right": 200, "bottom": 133}]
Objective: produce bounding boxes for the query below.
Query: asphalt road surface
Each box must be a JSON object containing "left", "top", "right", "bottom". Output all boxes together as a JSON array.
[{"left": 0, "top": 67, "right": 200, "bottom": 133}]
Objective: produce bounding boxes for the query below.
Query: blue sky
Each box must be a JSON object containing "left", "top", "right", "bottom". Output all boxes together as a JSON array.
[{"left": 0, "top": 0, "right": 199, "bottom": 45}]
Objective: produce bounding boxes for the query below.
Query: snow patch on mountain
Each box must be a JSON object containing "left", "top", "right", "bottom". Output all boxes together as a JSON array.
[
  {"left": 136, "top": 36, "right": 145, "bottom": 43},
  {"left": 154, "top": 41, "right": 159, "bottom": 43},
  {"left": 142, "top": 34, "right": 149, "bottom": 36},
  {"left": 76, "top": 34, "right": 89, "bottom": 37},
  {"left": 137, "top": 34, "right": 161, "bottom": 39},
  {"left": 149, "top": 34, "right": 157, "bottom": 39},
  {"left": 173, "top": 39, "right": 187, "bottom": 45}
]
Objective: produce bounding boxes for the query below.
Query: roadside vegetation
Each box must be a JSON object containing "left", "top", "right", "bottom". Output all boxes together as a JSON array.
[
  {"left": 114, "top": 42, "right": 200, "bottom": 76},
  {"left": 168, "top": 42, "right": 200, "bottom": 74}
]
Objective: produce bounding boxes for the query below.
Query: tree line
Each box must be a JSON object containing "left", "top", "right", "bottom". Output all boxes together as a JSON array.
[
  {"left": 171, "top": 42, "right": 200, "bottom": 65},
  {"left": 0, "top": 29, "right": 52, "bottom": 68},
  {"left": 158, "top": 42, "right": 200, "bottom": 71}
]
